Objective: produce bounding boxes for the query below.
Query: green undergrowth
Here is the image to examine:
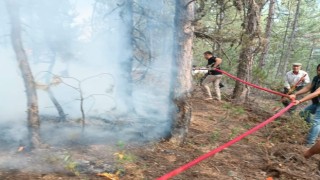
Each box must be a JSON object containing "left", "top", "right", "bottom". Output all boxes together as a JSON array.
[
  {"left": 265, "top": 113, "right": 310, "bottom": 145},
  {"left": 222, "top": 102, "right": 246, "bottom": 116}
]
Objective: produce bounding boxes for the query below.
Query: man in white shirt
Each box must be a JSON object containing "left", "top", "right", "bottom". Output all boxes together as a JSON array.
[{"left": 282, "top": 63, "right": 310, "bottom": 112}]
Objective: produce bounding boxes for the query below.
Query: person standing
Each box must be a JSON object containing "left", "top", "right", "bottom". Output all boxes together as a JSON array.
[
  {"left": 201, "top": 51, "right": 222, "bottom": 101},
  {"left": 282, "top": 63, "right": 310, "bottom": 113},
  {"left": 290, "top": 64, "right": 320, "bottom": 146}
]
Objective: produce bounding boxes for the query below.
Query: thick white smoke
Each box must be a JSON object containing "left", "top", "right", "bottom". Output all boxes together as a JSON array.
[{"left": 0, "top": 0, "right": 177, "bottom": 146}]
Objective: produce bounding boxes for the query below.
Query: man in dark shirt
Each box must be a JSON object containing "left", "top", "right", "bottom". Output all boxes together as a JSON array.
[
  {"left": 290, "top": 64, "right": 320, "bottom": 146},
  {"left": 201, "top": 51, "right": 223, "bottom": 101}
]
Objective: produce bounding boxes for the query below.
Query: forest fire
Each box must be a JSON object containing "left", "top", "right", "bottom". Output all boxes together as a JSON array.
[
  {"left": 1, "top": 0, "right": 318, "bottom": 179},
  {"left": 0, "top": 0, "right": 188, "bottom": 178}
]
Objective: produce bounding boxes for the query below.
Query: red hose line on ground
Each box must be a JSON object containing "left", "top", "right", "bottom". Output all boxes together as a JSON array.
[
  {"left": 214, "top": 69, "right": 290, "bottom": 98},
  {"left": 157, "top": 103, "right": 295, "bottom": 180}
]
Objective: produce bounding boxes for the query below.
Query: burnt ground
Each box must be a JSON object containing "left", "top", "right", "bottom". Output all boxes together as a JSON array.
[{"left": 1, "top": 86, "right": 320, "bottom": 180}]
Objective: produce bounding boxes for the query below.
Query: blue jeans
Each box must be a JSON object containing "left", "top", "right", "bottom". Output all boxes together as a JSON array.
[{"left": 300, "top": 104, "right": 320, "bottom": 144}]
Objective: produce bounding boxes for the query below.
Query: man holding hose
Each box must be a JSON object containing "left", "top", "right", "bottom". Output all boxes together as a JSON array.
[
  {"left": 283, "top": 63, "right": 310, "bottom": 113},
  {"left": 202, "top": 51, "right": 223, "bottom": 101},
  {"left": 290, "top": 64, "right": 320, "bottom": 147}
]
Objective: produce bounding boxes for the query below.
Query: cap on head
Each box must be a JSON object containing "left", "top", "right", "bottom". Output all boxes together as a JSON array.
[{"left": 292, "top": 63, "right": 302, "bottom": 66}]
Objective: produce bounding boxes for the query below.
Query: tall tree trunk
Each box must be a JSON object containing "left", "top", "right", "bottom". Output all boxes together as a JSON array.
[
  {"left": 47, "top": 89, "right": 67, "bottom": 122},
  {"left": 170, "top": 0, "right": 194, "bottom": 145},
  {"left": 233, "top": 0, "right": 263, "bottom": 103},
  {"left": 306, "top": 41, "right": 315, "bottom": 72},
  {"left": 281, "top": 0, "right": 301, "bottom": 76},
  {"left": 5, "top": 0, "right": 41, "bottom": 149},
  {"left": 214, "top": 0, "right": 225, "bottom": 56},
  {"left": 275, "top": 0, "right": 292, "bottom": 77},
  {"left": 46, "top": 53, "right": 67, "bottom": 122},
  {"left": 258, "top": 0, "right": 275, "bottom": 67}
]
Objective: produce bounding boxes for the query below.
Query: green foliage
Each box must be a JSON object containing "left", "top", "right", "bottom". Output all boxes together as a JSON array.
[
  {"left": 114, "top": 141, "right": 136, "bottom": 164},
  {"left": 63, "top": 154, "right": 80, "bottom": 176},
  {"left": 243, "top": 123, "right": 251, "bottom": 130},
  {"left": 115, "top": 152, "right": 137, "bottom": 163},
  {"left": 269, "top": 115, "right": 310, "bottom": 144},
  {"left": 228, "top": 127, "right": 242, "bottom": 140},
  {"left": 193, "top": 0, "right": 320, "bottom": 87},
  {"left": 223, "top": 103, "right": 246, "bottom": 116},
  {"left": 116, "top": 140, "right": 125, "bottom": 149},
  {"left": 209, "top": 131, "right": 221, "bottom": 142},
  {"left": 253, "top": 66, "right": 268, "bottom": 84}
]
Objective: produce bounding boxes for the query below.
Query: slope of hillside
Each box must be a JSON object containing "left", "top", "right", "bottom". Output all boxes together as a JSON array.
[{"left": 0, "top": 86, "right": 319, "bottom": 180}]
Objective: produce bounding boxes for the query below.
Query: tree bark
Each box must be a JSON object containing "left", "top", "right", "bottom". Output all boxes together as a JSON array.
[
  {"left": 233, "top": 0, "right": 264, "bottom": 103},
  {"left": 46, "top": 53, "right": 67, "bottom": 122},
  {"left": 258, "top": 0, "right": 275, "bottom": 67},
  {"left": 5, "top": 0, "right": 41, "bottom": 149},
  {"left": 169, "top": 0, "right": 194, "bottom": 145},
  {"left": 214, "top": 0, "right": 225, "bottom": 56},
  {"left": 47, "top": 89, "right": 67, "bottom": 122},
  {"left": 281, "top": 0, "right": 301, "bottom": 76},
  {"left": 306, "top": 41, "right": 315, "bottom": 72},
  {"left": 275, "top": 0, "right": 292, "bottom": 77}
]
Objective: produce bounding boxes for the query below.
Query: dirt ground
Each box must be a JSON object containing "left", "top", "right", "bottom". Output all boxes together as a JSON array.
[{"left": 1, "top": 86, "right": 320, "bottom": 180}]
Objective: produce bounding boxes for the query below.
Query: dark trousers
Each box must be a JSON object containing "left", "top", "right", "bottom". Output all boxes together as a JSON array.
[{"left": 282, "top": 86, "right": 304, "bottom": 112}]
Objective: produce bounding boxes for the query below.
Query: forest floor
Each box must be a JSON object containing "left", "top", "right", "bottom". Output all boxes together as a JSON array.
[{"left": 1, "top": 85, "right": 320, "bottom": 180}]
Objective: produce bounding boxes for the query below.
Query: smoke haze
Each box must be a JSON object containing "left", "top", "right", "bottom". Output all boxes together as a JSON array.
[{"left": 0, "top": 0, "right": 177, "bottom": 147}]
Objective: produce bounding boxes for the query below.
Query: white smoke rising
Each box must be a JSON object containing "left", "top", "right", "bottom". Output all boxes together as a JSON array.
[{"left": 0, "top": 0, "right": 177, "bottom": 147}]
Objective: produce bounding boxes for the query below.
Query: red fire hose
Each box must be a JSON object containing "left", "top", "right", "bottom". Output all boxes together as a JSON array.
[
  {"left": 287, "top": 74, "right": 307, "bottom": 94},
  {"left": 214, "top": 69, "right": 290, "bottom": 98},
  {"left": 157, "top": 103, "right": 294, "bottom": 180},
  {"left": 157, "top": 69, "right": 299, "bottom": 179},
  {"left": 281, "top": 74, "right": 307, "bottom": 102}
]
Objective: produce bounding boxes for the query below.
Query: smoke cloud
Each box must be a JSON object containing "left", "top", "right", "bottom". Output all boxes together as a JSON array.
[{"left": 0, "top": 0, "right": 178, "bottom": 148}]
